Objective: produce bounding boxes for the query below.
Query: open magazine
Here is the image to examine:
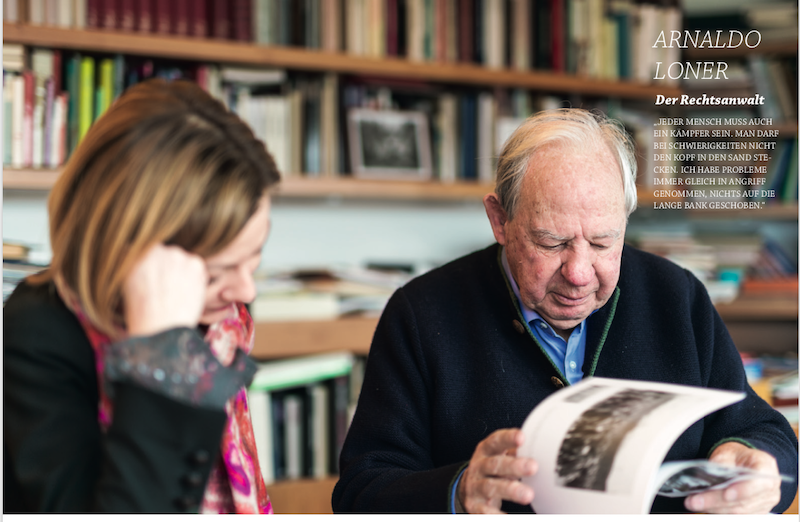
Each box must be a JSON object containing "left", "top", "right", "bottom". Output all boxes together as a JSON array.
[{"left": 517, "top": 377, "right": 790, "bottom": 514}]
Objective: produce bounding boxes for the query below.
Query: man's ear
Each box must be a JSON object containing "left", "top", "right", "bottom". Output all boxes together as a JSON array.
[{"left": 483, "top": 193, "right": 509, "bottom": 246}]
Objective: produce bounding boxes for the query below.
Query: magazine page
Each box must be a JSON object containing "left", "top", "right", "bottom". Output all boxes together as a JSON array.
[
  {"left": 655, "top": 459, "right": 794, "bottom": 498},
  {"left": 517, "top": 377, "right": 744, "bottom": 514}
]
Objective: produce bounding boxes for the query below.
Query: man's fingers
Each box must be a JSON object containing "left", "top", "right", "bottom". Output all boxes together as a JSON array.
[
  {"left": 474, "top": 453, "right": 538, "bottom": 479},
  {"left": 466, "top": 477, "right": 534, "bottom": 508},
  {"left": 685, "top": 477, "right": 782, "bottom": 514},
  {"left": 476, "top": 428, "right": 524, "bottom": 457}
]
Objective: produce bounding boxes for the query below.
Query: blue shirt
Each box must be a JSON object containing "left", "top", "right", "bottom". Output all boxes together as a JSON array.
[
  {"left": 500, "top": 248, "right": 587, "bottom": 385},
  {"left": 449, "top": 248, "right": 591, "bottom": 512}
]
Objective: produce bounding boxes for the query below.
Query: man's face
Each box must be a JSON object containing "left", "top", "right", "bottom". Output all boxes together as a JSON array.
[{"left": 490, "top": 142, "right": 627, "bottom": 335}]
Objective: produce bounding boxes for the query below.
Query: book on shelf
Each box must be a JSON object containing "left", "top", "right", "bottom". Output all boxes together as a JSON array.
[
  {"left": 12, "top": 0, "right": 684, "bottom": 83},
  {"left": 517, "top": 377, "right": 792, "bottom": 514},
  {"left": 247, "top": 352, "right": 361, "bottom": 483}
]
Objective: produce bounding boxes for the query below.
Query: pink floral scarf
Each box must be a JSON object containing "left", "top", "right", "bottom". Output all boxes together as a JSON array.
[{"left": 71, "top": 298, "right": 272, "bottom": 514}]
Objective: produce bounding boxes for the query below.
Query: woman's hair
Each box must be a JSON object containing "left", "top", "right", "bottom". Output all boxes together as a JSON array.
[
  {"left": 33, "top": 78, "right": 281, "bottom": 336},
  {"left": 495, "top": 108, "right": 638, "bottom": 220}
]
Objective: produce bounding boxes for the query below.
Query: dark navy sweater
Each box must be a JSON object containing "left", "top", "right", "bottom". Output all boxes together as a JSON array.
[{"left": 333, "top": 243, "right": 798, "bottom": 513}]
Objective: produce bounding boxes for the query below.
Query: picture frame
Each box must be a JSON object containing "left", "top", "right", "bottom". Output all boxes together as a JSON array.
[{"left": 347, "top": 108, "right": 433, "bottom": 180}]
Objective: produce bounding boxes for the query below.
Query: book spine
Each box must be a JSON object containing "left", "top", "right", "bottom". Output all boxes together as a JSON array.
[
  {"left": 232, "top": 0, "right": 252, "bottom": 41},
  {"left": 211, "top": 0, "right": 230, "bottom": 39},
  {"left": 134, "top": 0, "right": 152, "bottom": 33},
  {"left": 153, "top": 0, "right": 171, "bottom": 34},
  {"left": 3, "top": 75, "right": 12, "bottom": 166},
  {"left": 98, "top": 58, "right": 114, "bottom": 118},
  {"left": 11, "top": 74, "right": 25, "bottom": 168},
  {"left": 74, "top": 0, "right": 87, "bottom": 29},
  {"left": 101, "top": 0, "right": 116, "bottom": 29},
  {"left": 78, "top": 56, "right": 95, "bottom": 143},
  {"left": 43, "top": 77, "right": 54, "bottom": 168},
  {"left": 119, "top": 0, "right": 135, "bottom": 30},
  {"left": 22, "top": 70, "right": 34, "bottom": 168},
  {"left": 172, "top": 0, "right": 189, "bottom": 35},
  {"left": 189, "top": 0, "right": 208, "bottom": 37},
  {"left": 50, "top": 92, "right": 68, "bottom": 167},
  {"left": 86, "top": 0, "right": 100, "bottom": 28}
]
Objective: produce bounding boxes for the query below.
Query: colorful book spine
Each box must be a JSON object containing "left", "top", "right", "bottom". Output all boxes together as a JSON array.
[
  {"left": 11, "top": 73, "right": 25, "bottom": 168},
  {"left": 78, "top": 56, "right": 95, "bottom": 143},
  {"left": 22, "top": 70, "right": 34, "bottom": 168},
  {"left": 98, "top": 58, "right": 115, "bottom": 118}
]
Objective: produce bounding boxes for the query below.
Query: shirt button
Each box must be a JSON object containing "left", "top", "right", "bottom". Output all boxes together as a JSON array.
[
  {"left": 539, "top": 322, "right": 548, "bottom": 329},
  {"left": 569, "top": 361, "right": 577, "bottom": 370}
]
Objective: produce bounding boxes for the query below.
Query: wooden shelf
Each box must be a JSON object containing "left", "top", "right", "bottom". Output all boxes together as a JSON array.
[
  {"left": 684, "top": 39, "right": 798, "bottom": 59},
  {"left": 2, "top": 168, "right": 61, "bottom": 189},
  {"left": 715, "top": 296, "right": 798, "bottom": 321},
  {"left": 2, "top": 167, "right": 666, "bottom": 204},
  {"left": 252, "top": 316, "right": 378, "bottom": 359},
  {"left": 249, "top": 294, "right": 797, "bottom": 361},
  {"left": 3, "top": 22, "right": 680, "bottom": 99},
  {"left": 267, "top": 476, "right": 337, "bottom": 514}
]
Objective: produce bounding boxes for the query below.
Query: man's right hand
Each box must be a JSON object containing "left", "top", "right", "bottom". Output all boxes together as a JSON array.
[{"left": 457, "top": 428, "right": 538, "bottom": 513}]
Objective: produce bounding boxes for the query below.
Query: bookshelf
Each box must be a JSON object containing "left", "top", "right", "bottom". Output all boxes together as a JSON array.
[
  {"left": 2, "top": 166, "right": 677, "bottom": 205},
  {"left": 3, "top": 22, "right": 680, "bottom": 99},
  {"left": 3, "top": 2, "right": 797, "bottom": 514}
]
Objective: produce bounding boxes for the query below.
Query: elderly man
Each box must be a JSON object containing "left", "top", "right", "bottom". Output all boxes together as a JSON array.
[{"left": 332, "top": 109, "right": 798, "bottom": 514}]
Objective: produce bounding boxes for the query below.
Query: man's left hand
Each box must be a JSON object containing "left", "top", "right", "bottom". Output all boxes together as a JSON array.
[{"left": 684, "top": 442, "right": 782, "bottom": 514}]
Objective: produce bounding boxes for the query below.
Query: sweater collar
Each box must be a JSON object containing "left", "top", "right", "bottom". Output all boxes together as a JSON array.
[{"left": 493, "top": 243, "right": 620, "bottom": 382}]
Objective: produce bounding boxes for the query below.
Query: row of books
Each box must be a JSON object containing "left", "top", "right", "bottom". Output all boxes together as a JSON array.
[
  {"left": 631, "top": 231, "right": 797, "bottom": 304},
  {"left": 3, "top": 47, "right": 571, "bottom": 183},
  {"left": 247, "top": 353, "right": 366, "bottom": 483},
  {"left": 682, "top": 55, "right": 797, "bottom": 124},
  {"left": 4, "top": 0, "right": 251, "bottom": 41},
  {"left": 5, "top": 0, "right": 683, "bottom": 83},
  {"left": 250, "top": 266, "right": 412, "bottom": 322}
]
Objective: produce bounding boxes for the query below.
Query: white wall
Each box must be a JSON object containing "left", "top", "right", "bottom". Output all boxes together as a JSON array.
[{"left": 2, "top": 191, "right": 498, "bottom": 271}]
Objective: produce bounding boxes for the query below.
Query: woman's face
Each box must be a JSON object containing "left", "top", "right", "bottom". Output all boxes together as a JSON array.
[{"left": 199, "top": 196, "right": 272, "bottom": 325}]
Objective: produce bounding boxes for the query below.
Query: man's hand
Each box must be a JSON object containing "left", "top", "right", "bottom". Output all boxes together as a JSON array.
[
  {"left": 457, "top": 428, "right": 538, "bottom": 514},
  {"left": 123, "top": 244, "right": 208, "bottom": 337},
  {"left": 684, "top": 442, "right": 782, "bottom": 514}
]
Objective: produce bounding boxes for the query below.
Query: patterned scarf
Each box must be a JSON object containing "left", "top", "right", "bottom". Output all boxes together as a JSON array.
[{"left": 68, "top": 294, "right": 273, "bottom": 514}]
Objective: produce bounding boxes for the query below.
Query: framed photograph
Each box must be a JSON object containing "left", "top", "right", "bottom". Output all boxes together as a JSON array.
[{"left": 347, "top": 108, "right": 433, "bottom": 180}]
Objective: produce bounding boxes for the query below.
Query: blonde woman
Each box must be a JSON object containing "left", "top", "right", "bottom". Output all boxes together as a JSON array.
[{"left": 4, "top": 78, "right": 280, "bottom": 513}]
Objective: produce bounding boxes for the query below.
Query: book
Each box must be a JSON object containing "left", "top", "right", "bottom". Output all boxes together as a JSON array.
[
  {"left": 78, "top": 56, "right": 95, "bottom": 143},
  {"left": 517, "top": 377, "right": 792, "bottom": 514}
]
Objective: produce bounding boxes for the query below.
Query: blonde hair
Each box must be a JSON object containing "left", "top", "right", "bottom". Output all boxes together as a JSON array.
[
  {"left": 32, "top": 78, "right": 280, "bottom": 337},
  {"left": 495, "top": 108, "right": 638, "bottom": 219}
]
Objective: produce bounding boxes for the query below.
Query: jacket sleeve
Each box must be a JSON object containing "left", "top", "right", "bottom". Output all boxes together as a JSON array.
[
  {"left": 685, "top": 269, "right": 799, "bottom": 513},
  {"left": 3, "top": 285, "right": 228, "bottom": 513},
  {"left": 332, "top": 288, "right": 466, "bottom": 513}
]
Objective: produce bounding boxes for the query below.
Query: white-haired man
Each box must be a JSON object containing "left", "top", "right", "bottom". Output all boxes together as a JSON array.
[{"left": 332, "top": 109, "right": 797, "bottom": 514}]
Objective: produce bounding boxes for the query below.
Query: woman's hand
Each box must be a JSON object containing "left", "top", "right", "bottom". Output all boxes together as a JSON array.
[{"left": 123, "top": 244, "right": 208, "bottom": 337}]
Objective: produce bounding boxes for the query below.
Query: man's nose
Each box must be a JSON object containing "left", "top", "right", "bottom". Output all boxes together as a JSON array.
[{"left": 561, "top": 247, "right": 594, "bottom": 287}]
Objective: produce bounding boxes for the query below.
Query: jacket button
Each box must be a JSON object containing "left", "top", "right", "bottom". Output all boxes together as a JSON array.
[
  {"left": 551, "top": 376, "right": 565, "bottom": 389},
  {"left": 175, "top": 495, "right": 199, "bottom": 510},
  {"left": 512, "top": 319, "right": 525, "bottom": 334},
  {"left": 189, "top": 450, "right": 210, "bottom": 465},
  {"left": 184, "top": 472, "right": 204, "bottom": 487}
]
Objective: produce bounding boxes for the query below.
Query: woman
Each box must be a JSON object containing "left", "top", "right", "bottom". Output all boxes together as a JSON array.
[{"left": 4, "top": 78, "right": 281, "bottom": 513}]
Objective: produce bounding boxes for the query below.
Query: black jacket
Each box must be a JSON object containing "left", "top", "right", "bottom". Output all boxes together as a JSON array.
[
  {"left": 333, "top": 244, "right": 798, "bottom": 513},
  {"left": 4, "top": 281, "right": 227, "bottom": 513}
]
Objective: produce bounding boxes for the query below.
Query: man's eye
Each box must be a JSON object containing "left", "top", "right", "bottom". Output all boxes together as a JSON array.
[
  {"left": 541, "top": 244, "right": 563, "bottom": 250},
  {"left": 208, "top": 275, "right": 220, "bottom": 285}
]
